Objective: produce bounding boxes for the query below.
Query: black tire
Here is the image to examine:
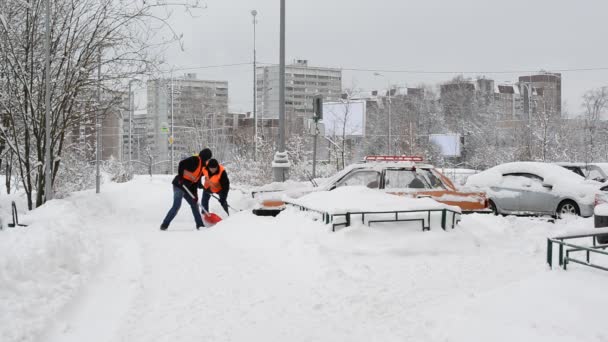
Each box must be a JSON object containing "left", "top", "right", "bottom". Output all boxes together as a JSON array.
[
  {"left": 556, "top": 200, "right": 580, "bottom": 218},
  {"left": 489, "top": 200, "right": 499, "bottom": 216}
]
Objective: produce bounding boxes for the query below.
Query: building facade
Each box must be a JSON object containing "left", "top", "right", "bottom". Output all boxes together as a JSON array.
[
  {"left": 256, "top": 60, "right": 342, "bottom": 121},
  {"left": 147, "top": 74, "right": 229, "bottom": 173}
]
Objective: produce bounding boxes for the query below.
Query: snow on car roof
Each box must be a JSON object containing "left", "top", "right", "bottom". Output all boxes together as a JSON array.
[
  {"left": 469, "top": 162, "right": 585, "bottom": 184},
  {"left": 466, "top": 162, "right": 601, "bottom": 205},
  {"left": 321, "top": 161, "right": 434, "bottom": 190}
]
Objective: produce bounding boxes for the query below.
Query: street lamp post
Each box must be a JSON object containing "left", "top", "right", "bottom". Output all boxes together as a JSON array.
[
  {"left": 170, "top": 75, "right": 175, "bottom": 173},
  {"left": 251, "top": 9, "right": 258, "bottom": 161},
  {"left": 44, "top": 0, "right": 52, "bottom": 201},
  {"left": 96, "top": 46, "right": 102, "bottom": 194},
  {"left": 127, "top": 79, "right": 140, "bottom": 174}
]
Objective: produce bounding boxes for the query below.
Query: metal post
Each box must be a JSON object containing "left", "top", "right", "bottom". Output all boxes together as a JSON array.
[
  {"left": 388, "top": 86, "right": 392, "bottom": 155},
  {"left": 96, "top": 46, "right": 102, "bottom": 194},
  {"left": 272, "top": 0, "right": 290, "bottom": 182},
  {"left": 252, "top": 10, "right": 258, "bottom": 161},
  {"left": 170, "top": 76, "right": 174, "bottom": 174},
  {"left": 128, "top": 81, "right": 133, "bottom": 172},
  {"left": 278, "top": 0, "right": 285, "bottom": 153},
  {"left": 44, "top": 0, "right": 52, "bottom": 201},
  {"left": 312, "top": 123, "right": 318, "bottom": 178}
]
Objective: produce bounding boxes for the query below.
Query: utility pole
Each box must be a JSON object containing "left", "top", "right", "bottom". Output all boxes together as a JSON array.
[
  {"left": 252, "top": 10, "right": 258, "bottom": 161},
  {"left": 96, "top": 46, "right": 102, "bottom": 194},
  {"left": 278, "top": 0, "right": 285, "bottom": 153},
  {"left": 44, "top": 0, "right": 52, "bottom": 201},
  {"left": 272, "top": 0, "right": 290, "bottom": 182}
]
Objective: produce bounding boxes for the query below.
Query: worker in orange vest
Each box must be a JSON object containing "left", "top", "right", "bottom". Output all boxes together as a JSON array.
[
  {"left": 161, "top": 148, "right": 212, "bottom": 230},
  {"left": 201, "top": 158, "right": 230, "bottom": 215}
]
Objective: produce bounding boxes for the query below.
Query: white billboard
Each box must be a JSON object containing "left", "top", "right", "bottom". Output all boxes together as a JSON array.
[
  {"left": 322, "top": 100, "right": 366, "bottom": 137},
  {"left": 429, "top": 134, "right": 462, "bottom": 157}
]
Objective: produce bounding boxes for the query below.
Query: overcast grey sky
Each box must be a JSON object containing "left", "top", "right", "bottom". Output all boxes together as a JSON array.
[{"left": 160, "top": 0, "right": 608, "bottom": 115}]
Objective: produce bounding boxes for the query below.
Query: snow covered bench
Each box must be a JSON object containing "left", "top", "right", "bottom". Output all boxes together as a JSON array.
[{"left": 285, "top": 187, "right": 461, "bottom": 231}]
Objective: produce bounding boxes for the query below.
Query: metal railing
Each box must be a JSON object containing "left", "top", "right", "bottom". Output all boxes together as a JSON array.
[
  {"left": 547, "top": 229, "right": 608, "bottom": 272},
  {"left": 2, "top": 202, "right": 28, "bottom": 229},
  {"left": 286, "top": 201, "right": 460, "bottom": 232}
]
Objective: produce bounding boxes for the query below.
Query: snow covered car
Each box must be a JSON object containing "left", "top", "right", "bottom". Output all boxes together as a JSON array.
[
  {"left": 595, "top": 185, "right": 608, "bottom": 244},
  {"left": 556, "top": 162, "right": 608, "bottom": 182},
  {"left": 466, "top": 162, "right": 603, "bottom": 218},
  {"left": 252, "top": 156, "right": 488, "bottom": 215}
]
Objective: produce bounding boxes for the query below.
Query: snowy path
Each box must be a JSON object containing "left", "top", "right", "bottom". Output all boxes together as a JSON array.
[{"left": 5, "top": 176, "right": 608, "bottom": 342}]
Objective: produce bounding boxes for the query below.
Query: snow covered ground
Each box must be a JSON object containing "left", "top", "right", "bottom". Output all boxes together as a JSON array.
[{"left": 2, "top": 175, "right": 608, "bottom": 342}]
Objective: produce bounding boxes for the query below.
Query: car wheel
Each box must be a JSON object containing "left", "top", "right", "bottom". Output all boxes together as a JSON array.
[
  {"left": 556, "top": 200, "right": 580, "bottom": 218},
  {"left": 489, "top": 200, "right": 499, "bottom": 216}
]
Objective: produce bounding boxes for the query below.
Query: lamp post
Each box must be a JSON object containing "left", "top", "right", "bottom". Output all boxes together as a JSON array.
[
  {"left": 272, "top": 0, "right": 290, "bottom": 182},
  {"left": 96, "top": 45, "right": 102, "bottom": 194},
  {"left": 251, "top": 9, "right": 258, "bottom": 161},
  {"left": 127, "top": 79, "right": 141, "bottom": 174},
  {"left": 374, "top": 72, "right": 392, "bottom": 155},
  {"left": 44, "top": 0, "right": 52, "bottom": 200}
]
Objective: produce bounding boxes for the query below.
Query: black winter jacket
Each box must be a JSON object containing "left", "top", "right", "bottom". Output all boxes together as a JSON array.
[{"left": 172, "top": 156, "right": 205, "bottom": 195}]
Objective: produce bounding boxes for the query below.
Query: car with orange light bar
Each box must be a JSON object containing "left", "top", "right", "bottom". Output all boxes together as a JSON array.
[{"left": 252, "top": 156, "right": 489, "bottom": 216}]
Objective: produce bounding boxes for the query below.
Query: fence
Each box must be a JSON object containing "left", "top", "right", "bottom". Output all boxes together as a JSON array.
[{"left": 547, "top": 229, "right": 608, "bottom": 272}]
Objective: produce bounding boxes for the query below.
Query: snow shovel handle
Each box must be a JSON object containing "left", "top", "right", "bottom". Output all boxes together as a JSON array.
[
  {"left": 182, "top": 185, "right": 211, "bottom": 215},
  {"left": 207, "top": 192, "right": 239, "bottom": 211}
]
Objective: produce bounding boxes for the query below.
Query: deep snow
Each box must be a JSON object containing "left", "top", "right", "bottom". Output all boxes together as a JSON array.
[{"left": 2, "top": 176, "right": 608, "bottom": 342}]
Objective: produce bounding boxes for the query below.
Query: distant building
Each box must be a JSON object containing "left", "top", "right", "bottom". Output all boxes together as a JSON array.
[
  {"left": 146, "top": 74, "right": 229, "bottom": 173},
  {"left": 518, "top": 72, "right": 562, "bottom": 118},
  {"left": 256, "top": 60, "right": 342, "bottom": 121}
]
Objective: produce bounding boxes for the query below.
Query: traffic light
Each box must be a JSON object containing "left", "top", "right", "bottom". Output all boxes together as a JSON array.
[{"left": 313, "top": 95, "right": 323, "bottom": 122}]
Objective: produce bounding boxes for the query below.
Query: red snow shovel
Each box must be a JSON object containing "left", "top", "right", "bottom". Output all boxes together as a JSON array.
[{"left": 182, "top": 185, "right": 223, "bottom": 226}]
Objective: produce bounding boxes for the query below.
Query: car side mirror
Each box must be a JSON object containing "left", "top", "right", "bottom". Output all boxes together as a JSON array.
[{"left": 542, "top": 183, "right": 553, "bottom": 190}]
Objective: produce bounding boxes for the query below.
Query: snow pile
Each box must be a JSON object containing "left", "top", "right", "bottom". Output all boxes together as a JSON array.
[
  {"left": 288, "top": 186, "right": 460, "bottom": 214},
  {"left": 0, "top": 194, "right": 101, "bottom": 342},
  {"left": 4, "top": 175, "right": 608, "bottom": 342},
  {"left": 467, "top": 162, "right": 601, "bottom": 205}
]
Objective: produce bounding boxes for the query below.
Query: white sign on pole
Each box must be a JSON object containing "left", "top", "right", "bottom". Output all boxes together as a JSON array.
[
  {"left": 322, "top": 100, "right": 366, "bottom": 137},
  {"left": 429, "top": 134, "right": 462, "bottom": 157}
]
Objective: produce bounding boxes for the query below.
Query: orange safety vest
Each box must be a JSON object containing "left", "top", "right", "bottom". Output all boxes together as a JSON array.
[
  {"left": 182, "top": 157, "right": 205, "bottom": 183},
  {"left": 202, "top": 164, "right": 225, "bottom": 193}
]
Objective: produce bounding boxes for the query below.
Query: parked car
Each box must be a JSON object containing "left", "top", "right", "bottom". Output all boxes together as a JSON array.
[
  {"left": 253, "top": 156, "right": 489, "bottom": 216},
  {"left": 556, "top": 162, "right": 608, "bottom": 182},
  {"left": 595, "top": 184, "right": 608, "bottom": 243},
  {"left": 467, "top": 162, "right": 603, "bottom": 218}
]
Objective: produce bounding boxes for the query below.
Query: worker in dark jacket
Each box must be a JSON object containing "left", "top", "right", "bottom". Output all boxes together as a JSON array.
[
  {"left": 160, "top": 148, "right": 212, "bottom": 230},
  {"left": 201, "top": 158, "right": 230, "bottom": 215}
]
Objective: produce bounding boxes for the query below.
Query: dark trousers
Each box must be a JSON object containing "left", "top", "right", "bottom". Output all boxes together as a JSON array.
[
  {"left": 202, "top": 190, "right": 229, "bottom": 215},
  {"left": 162, "top": 185, "right": 204, "bottom": 227}
]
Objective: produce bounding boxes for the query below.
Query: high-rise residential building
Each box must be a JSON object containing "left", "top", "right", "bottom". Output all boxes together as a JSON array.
[
  {"left": 122, "top": 110, "right": 152, "bottom": 165},
  {"left": 256, "top": 60, "right": 342, "bottom": 121},
  {"left": 147, "top": 73, "right": 228, "bottom": 173},
  {"left": 518, "top": 72, "right": 562, "bottom": 118}
]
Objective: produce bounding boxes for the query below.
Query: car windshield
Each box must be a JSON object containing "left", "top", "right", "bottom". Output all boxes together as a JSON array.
[
  {"left": 336, "top": 170, "right": 381, "bottom": 189},
  {"left": 384, "top": 169, "right": 431, "bottom": 189},
  {"left": 417, "top": 169, "right": 447, "bottom": 189}
]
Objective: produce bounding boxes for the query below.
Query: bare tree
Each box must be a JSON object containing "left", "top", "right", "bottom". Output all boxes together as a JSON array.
[
  {"left": 0, "top": 0, "right": 199, "bottom": 208},
  {"left": 581, "top": 87, "right": 608, "bottom": 163}
]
